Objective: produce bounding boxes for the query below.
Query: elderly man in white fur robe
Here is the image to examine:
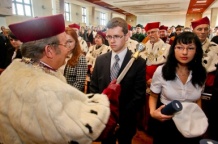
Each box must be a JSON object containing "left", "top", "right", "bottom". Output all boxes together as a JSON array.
[
  {"left": 0, "top": 14, "right": 120, "bottom": 144},
  {"left": 191, "top": 16, "right": 218, "bottom": 140},
  {"left": 140, "top": 22, "right": 170, "bottom": 91}
]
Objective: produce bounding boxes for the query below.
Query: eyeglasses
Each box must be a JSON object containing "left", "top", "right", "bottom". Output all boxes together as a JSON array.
[
  {"left": 51, "top": 40, "right": 74, "bottom": 49},
  {"left": 175, "top": 46, "right": 196, "bottom": 52},
  {"left": 105, "top": 35, "right": 125, "bottom": 40}
]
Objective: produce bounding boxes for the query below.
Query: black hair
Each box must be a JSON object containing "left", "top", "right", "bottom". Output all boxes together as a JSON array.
[
  {"left": 8, "top": 31, "right": 18, "bottom": 40},
  {"left": 136, "top": 24, "right": 143, "bottom": 29},
  {"left": 162, "top": 32, "right": 206, "bottom": 87}
]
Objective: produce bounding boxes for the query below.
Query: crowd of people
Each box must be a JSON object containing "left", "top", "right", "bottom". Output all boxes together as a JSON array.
[{"left": 0, "top": 13, "right": 218, "bottom": 144}]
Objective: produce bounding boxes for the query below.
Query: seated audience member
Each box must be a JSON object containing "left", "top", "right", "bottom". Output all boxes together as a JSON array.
[
  {"left": 0, "top": 32, "right": 7, "bottom": 74},
  {"left": 212, "top": 26, "right": 218, "bottom": 37},
  {"left": 86, "top": 27, "right": 94, "bottom": 45},
  {"left": 159, "top": 25, "right": 174, "bottom": 45},
  {"left": 0, "top": 27, "right": 10, "bottom": 73},
  {"left": 68, "top": 23, "right": 88, "bottom": 54},
  {"left": 126, "top": 24, "right": 139, "bottom": 53},
  {"left": 79, "top": 26, "right": 88, "bottom": 42},
  {"left": 0, "top": 14, "right": 121, "bottom": 144},
  {"left": 131, "top": 24, "right": 146, "bottom": 42},
  {"left": 63, "top": 27, "right": 87, "bottom": 92},
  {"left": 168, "top": 25, "right": 183, "bottom": 44},
  {"left": 159, "top": 25, "right": 168, "bottom": 43},
  {"left": 169, "top": 25, "right": 176, "bottom": 38},
  {"left": 175, "top": 25, "right": 184, "bottom": 36},
  {"left": 1, "top": 30, "right": 22, "bottom": 74},
  {"left": 86, "top": 31, "right": 110, "bottom": 73}
]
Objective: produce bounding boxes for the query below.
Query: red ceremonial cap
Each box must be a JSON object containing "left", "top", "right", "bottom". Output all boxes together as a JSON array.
[
  {"left": 127, "top": 24, "right": 132, "bottom": 30},
  {"left": 191, "top": 16, "right": 210, "bottom": 29},
  {"left": 68, "top": 23, "right": 80, "bottom": 29},
  {"left": 97, "top": 31, "right": 106, "bottom": 40},
  {"left": 9, "top": 14, "right": 65, "bottom": 43},
  {"left": 159, "top": 25, "right": 168, "bottom": 31},
  {"left": 145, "top": 22, "right": 160, "bottom": 31}
]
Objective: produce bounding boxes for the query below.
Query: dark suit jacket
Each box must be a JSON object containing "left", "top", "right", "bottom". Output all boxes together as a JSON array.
[{"left": 90, "top": 49, "right": 146, "bottom": 129}]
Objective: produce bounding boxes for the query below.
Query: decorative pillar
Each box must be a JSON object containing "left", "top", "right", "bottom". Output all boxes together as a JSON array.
[
  {"left": 210, "top": 8, "right": 218, "bottom": 28},
  {"left": 185, "top": 13, "right": 202, "bottom": 28}
]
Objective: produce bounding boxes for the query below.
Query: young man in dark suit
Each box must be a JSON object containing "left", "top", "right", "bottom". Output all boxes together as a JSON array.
[{"left": 90, "top": 17, "right": 146, "bottom": 144}]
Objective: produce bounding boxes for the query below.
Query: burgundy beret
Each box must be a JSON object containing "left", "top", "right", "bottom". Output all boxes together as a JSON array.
[
  {"left": 9, "top": 14, "right": 65, "bottom": 43},
  {"left": 145, "top": 22, "right": 160, "bottom": 31},
  {"left": 68, "top": 23, "right": 80, "bottom": 29},
  {"left": 159, "top": 25, "right": 168, "bottom": 31},
  {"left": 191, "top": 16, "right": 210, "bottom": 29},
  {"left": 97, "top": 31, "right": 106, "bottom": 40}
]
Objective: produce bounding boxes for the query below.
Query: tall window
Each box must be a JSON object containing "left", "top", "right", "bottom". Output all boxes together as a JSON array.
[
  {"left": 64, "top": 3, "right": 70, "bottom": 21},
  {"left": 82, "top": 7, "right": 86, "bottom": 24},
  {"left": 100, "top": 12, "right": 106, "bottom": 26},
  {"left": 12, "top": 0, "right": 32, "bottom": 16}
]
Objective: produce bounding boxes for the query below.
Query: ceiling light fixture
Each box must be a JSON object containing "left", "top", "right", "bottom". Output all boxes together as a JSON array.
[
  {"left": 196, "top": 0, "right": 207, "bottom": 3},
  {"left": 192, "top": 8, "right": 201, "bottom": 11}
]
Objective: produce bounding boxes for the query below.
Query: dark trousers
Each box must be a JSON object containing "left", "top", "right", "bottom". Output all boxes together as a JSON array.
[
  {"left": 101, "top": 124, "right": 136, "bottom": 144},
  {"left": 152, "top": 101, "right": 202, "bottom": 144}
]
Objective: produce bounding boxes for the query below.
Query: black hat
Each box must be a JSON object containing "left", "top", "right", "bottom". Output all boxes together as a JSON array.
[
  {"left": 136, "top": 24, "right": 143, "bottom": 28},
  {"left": 175, "top": 25, "right": 184, "bottom": 29}
]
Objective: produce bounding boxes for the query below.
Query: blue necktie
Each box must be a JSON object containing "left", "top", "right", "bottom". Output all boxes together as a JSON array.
[{"left": 111, "top": 55, "right": 120, "bottom": 81}]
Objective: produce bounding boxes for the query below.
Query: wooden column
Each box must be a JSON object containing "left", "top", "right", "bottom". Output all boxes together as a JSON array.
[
  {"left": 210, "top": 8, "right": 218, "bottom": 28},
  {"left": 126, "top": 15, "right": 137, "bottom": 27},
  {"left": 185, "top": 13, "right": 202, "bottom": 28}
]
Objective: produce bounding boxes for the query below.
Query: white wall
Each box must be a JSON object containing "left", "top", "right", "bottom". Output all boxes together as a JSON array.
[
  {"left": 137, "top": 14, "right": 186, "bottom": 28},
  {"left": 3, "top": 0, "right": 53, "bottom": 28},
  {"left": 0, "top": 0, "right": 126, "bottom": 28},
  {"left": 112, "top": 13, "right": 126, "bottom": 20},
  {"left": 0, "top": 17, "right": 7, "bottom": 28},
  {"left": 1, "top": 0, "right": 216, "bottom": 29}
]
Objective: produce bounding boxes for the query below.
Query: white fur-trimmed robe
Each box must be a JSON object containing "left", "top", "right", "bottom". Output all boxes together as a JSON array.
[
  {"left": 140, "top": 39, "right": 170, "bottom": 66},
  {"left": 202, "top": 38, "right": 218, "bottom": 72},
  {"left": 0, "top": 59, "right": 110, "bottom": 144}
]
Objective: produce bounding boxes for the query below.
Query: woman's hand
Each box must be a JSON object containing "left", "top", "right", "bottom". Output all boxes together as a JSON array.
[{"left": 150, "top": 105, "right": 173, "bottom": 122}]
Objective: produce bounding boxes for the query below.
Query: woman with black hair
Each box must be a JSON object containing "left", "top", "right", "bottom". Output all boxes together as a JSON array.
[
  {"left": 4, "top": 30, "right": 22, "bottom": 68},
  {"left": 149, "top": 32, "right": 207, "bottom": 144}
]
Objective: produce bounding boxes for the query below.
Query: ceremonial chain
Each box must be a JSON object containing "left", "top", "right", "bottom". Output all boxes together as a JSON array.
[{"left": 21, "top": 57, "right": 57, "bottom": 76}]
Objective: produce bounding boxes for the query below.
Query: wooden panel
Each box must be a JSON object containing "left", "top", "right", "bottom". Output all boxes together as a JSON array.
[
  {"left": 84, "top": 0, "right": 135, "bottom": 16},
  {"left": 187, "top": 0, "right": 215, "bottom": 14}
]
